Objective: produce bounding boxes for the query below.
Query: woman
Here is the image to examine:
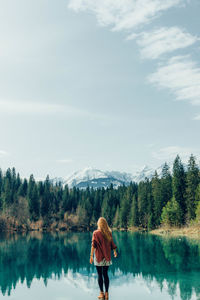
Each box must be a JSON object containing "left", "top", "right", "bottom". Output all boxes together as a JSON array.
[{"left": 90, "top": 217, "right": 117, "bottom": 300}]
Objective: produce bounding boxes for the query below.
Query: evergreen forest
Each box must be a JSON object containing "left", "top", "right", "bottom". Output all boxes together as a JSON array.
[{"left": 0, "top": 154, "right": 200, "bottom": 231}]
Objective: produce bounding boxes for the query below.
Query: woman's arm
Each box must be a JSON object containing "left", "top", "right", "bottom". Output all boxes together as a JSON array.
[
  {"left": 111, "top": 236, "right": 117, "bottom": 250},
  {"left": 90, "top": 245, "right": 95, "bottom": 257},
  {"left": 111, "top": 233, "right": 117, "bottom": 257},
  {"left": 90, "top": 246, "right": 95, "bottom": 264},
  {"left": 90, "top": 232, "right": 97, "bottom": 264}
]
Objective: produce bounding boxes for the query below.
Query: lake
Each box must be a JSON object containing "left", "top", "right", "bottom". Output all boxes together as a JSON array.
[{"left": 0, "top": 231, "right": 200, "bottom": 300}]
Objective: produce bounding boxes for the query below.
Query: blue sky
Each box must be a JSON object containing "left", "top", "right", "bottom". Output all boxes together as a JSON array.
[{"left": 0, "top": 0, "right": 200, "bottom": 179}]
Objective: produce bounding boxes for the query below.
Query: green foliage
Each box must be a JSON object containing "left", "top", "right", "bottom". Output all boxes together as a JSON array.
[
  {"left": 0, "top": 152, "right": 200, "bottom": 231},
  {"left": 161, "top": 162, "right": 172, "bottom": 207},
  {"left": 28, "top": 175, "right": 39, "bottom": 220},
  {"left": 113, "top": 205, "right": 120, "bottom": 228},
  {"left": 152, "top": 171, "right": 162, "bottom": 226},
  {"left": 119, "top": 192, "right": 130, "bottom": 228},
  {"left": 147, "top": 214, "right": 154, "bottom": 231},
  {"left": 138, "top": 178, "right": 152, "bottom": 228},
  {"left": 172, "top": 155, "right": 186, "bottom": 223},
  {"left": 128, "top": 195, "right": 138, "bottom": 227},
  {"left": 185, "top": 154, "right": 200, "bottom": 222},
  {"left": 195, "top": 189, "right": 200, "bottom": 223},
  {"left": 161, "top": 197, "right": 182, "bottom": 227}
]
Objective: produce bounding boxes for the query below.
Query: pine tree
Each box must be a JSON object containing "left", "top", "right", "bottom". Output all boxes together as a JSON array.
[
  {"left": 138, "top": 178, "right": 153, "bottom": 228},
  {"left": 146, "top": 180, "right": 154, "bottom": 229},
  {"left": 38, "top": 181, "right": 44, "bottom": 196},
  {"left": 11, "top": 167, "right": 17, "bottom": 192},
  {"left": 0, "top": 168, "right": 2, "bottom": 192},
  {"left": 195, "top": 183, "right": 200, "bottom": 222},
  {"left": 32, "top": 185, "right": 40, "bottom": 219},
  {"left": 0, "top": 169, "right": 2, "bottom": 211},
  {"left": 113, "top": 205, "right": 120, "bottom": 228},
  {"left": 185, "top": 154, "right": 200, "bottom": 222},
  {"left": 101, "top": 193, "right": 111, "bottom": 224},
  {"left": 17, "top": 179, "right": 28, "bottom": 198},
  {"left": 161, "top": 162, "right": 172, "bottom": 208},
  {"left": 138, "top": 181, "right": 147, "bottom": 226},
  {"left": 54, "top": 183, "right": 63, "bottom": 215},
  {"left": 128, "top": 194, "right": 138, "bottom": 227},
  {"left": 152, "top": 171, "right": 162, "bottom": 226},
  {"left": 119, "top": 190, "right": 130, "bottom": 228},
  {"left": 195, "top": 183, "right": 200, "bottom": 204},
  {"left": 93, "top": 189, "right": 102, "bottom": 221},
  {"left": 195, "top": 199, "right": 200, "bottom": 223},
  {"left": 41, "top": 175, "right": 51, "bottom": 218},
  {"left": 83, "top": 197, "right": 93, "bottom": 227},
  {"left": 76, "top": 204, "right": 88, "bottom": 227},
  {"left": 172, "top": 155, "right": 186, "bottom": 224},
  {"left": 61, "top": 185, "right": 71, "bottom": 215},
  {"left": 28, "top": 175, "right": 40, "bottom": 220},
  {"left": 4, "top": 178, "right": 12, "bottom": 208},
  {"left": 15, "top": 173, "right": 21, "bottom": 192},
  {"left": 71, "top": 186, "right": 79, "bottom": 212}
]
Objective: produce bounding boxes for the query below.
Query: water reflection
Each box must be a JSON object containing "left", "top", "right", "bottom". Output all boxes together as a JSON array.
[{"left": 0, "top": 232, "right": 200, "bottom": 300}]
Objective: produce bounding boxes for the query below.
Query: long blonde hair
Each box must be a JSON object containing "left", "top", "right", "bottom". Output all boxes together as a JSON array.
[{"left": 97, "top": 217, "right": 112, "bottom": 242}]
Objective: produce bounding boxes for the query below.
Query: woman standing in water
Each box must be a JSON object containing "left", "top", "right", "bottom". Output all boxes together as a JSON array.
[{"left": 90, "top": 217, "right": 117, "bottom": 300}]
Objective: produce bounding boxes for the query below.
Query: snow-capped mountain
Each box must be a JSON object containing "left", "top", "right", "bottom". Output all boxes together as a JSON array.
[
  {"left": 131, "top": 165, "right": 156, "bottom": 183},
  {"left": 52, "top": 163, "right": 173, "bottom": 189},
  {"left": 63, "top": 167, "right": 133, "bottom": 189},
  {"left": 132, "top": 162, "right": 173, "bottom": 183}
]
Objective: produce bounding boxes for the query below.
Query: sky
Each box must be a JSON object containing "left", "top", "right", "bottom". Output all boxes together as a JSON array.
[{"left": 0, "top": 0, "right": 200, "bottom": 179}]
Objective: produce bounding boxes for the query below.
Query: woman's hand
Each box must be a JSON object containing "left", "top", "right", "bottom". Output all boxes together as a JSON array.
[
  {"left": 90, "top": 256, "right": 93, "bottom": 264},
  {"left": 113, "top": 250, "right": 117, "bottom": 258}
]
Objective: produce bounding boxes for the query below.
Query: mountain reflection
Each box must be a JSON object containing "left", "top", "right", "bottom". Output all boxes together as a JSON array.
[{"left": 0, "top": 231, "right": 200, "bottom": 299}]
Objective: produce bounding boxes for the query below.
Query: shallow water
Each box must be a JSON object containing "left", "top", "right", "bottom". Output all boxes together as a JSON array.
[{"left": 0, "top": 231, "right": 200, "bottom": 300}]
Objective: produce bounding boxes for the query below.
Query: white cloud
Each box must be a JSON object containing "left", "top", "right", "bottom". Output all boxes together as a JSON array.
[
  {"left": 193, "top": 114, "right": 200, "bottom": 120},
  {"left": 148, "top": 56, "right": 200, "bottom": 105},
  {"left": 152, "top": 146, "right": 198, "bottom": 161},
  {"left": 56, "top": 159, "right": 73, "bottom": 164},
  {"left": 0, "top": 100, "right": 80, "bottom": 115},
  {"left": 68, "top": 0, "right": 183, "bottom": 31},
  {"left": 68, "top": 0, "right": 200, "bottom": 118},
  {"left": 128, "top": 27, "right": 199, "bottom": 59},
  {"left": 0, "top": 150, "right": 9, "bottom": 157},
  {"left": 0, "top": 100, "right": 111, "bottom": 120}
]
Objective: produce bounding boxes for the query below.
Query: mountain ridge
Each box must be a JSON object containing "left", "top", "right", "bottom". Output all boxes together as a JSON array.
[{"left": 51, "top": 163, "right": 174, "bottom": 189}]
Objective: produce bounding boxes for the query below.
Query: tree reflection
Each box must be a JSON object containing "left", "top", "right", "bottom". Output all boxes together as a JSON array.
[{"left": 0, "top": 232, "right": 199, "bottom": 299}]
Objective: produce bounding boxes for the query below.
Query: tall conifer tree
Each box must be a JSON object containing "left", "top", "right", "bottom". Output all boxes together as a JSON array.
[
  {"left": 161, "top": 163, "right": 172, "bottom": 208},
  {"left": 28, "top": 175, "right": 40, "bottom": 220},
  {"left": 128, "top": 194, "right": 139, "bottom": 227},
  {"left": 172, "top": 155, "right": 186, "bottom": 224},
  {"left": 185, "top": 154, "right": 200, "bottom": 221},
  {"left": 152, "top": 171, "right": 162, "bottom": 226}
]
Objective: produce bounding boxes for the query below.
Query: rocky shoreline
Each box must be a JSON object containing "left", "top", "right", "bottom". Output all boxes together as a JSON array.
[
  {"left": 1, "top": 217, "right": 200, "bottom": 239},
  {"left": 150, "top": 225, "right": 200, "bottom": 239}
]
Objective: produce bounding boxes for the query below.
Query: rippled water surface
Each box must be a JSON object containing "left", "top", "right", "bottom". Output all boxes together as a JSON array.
[{"left": 0, "top": 231, "right": 200, "bottom": 300}]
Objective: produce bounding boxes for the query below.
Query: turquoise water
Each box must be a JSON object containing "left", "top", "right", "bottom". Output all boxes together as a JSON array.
[{"left": 0, "top": 231, "right": 200, "bottom": 300}]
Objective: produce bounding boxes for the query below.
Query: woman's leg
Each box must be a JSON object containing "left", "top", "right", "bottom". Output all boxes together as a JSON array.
[
  {"left": 96, "top": 266, "right": 104, "bottom": 292},
  {"left": 102, "top": 266, "right": 109, "bottom": 292}
]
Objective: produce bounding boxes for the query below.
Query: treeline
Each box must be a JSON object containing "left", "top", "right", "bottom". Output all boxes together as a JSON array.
[{"left": 0, "top": 154, "right": 200, "bottom": 231}]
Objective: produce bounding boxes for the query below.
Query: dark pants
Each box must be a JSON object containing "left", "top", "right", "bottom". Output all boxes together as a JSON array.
[{"left": 96, "top": 266, "right": 109, "bottom": 292}]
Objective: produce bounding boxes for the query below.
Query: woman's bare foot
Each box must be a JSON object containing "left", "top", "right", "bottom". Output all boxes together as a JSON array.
[
  {"left": 98, "top": 291, "right": 105, "bottom": 299},
  {"left": 105, "top": 292, "right": 109, "bottom": 299}
]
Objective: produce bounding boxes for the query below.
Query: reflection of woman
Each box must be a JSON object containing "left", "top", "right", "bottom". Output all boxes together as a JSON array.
[{"left": 90, "top": 217, "right": 117, "bottom": 300}]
